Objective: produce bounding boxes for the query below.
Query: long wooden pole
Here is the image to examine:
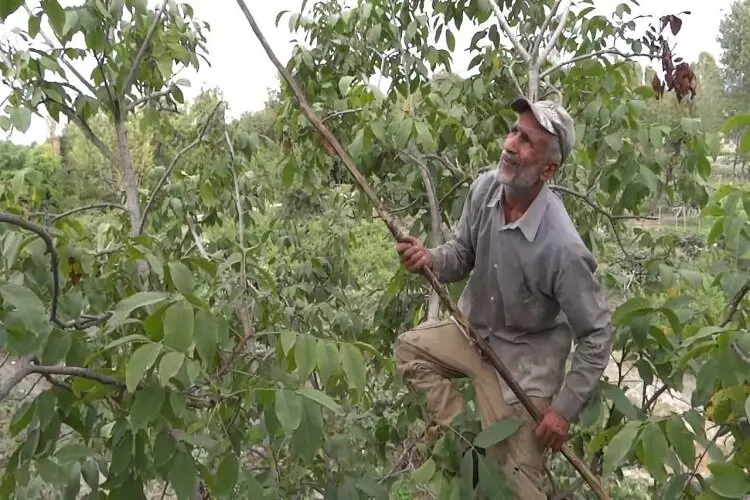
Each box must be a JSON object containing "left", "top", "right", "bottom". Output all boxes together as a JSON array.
[{"left": 235, "top": 2, "right": 609, "bottom": 498}]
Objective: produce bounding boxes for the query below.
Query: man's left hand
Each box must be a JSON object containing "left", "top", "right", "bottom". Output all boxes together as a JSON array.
[{"left": 534, "top": 406, "right": 569, "bottom": 451}]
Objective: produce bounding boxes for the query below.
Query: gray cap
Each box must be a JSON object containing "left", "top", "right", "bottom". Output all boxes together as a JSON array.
[{"left": 510, "top": 97, "right": 576, "bottom": 163}]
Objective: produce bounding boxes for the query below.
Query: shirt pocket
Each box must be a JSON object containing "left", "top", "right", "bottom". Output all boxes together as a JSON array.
[{"left": 503, "top": 282, "right": 557, "bottom": 333}]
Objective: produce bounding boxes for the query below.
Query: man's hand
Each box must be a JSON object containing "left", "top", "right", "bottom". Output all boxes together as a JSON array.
[
  {"left": 534, "top": 406, "right": 569, "bottom": 451},
  {"left": 396, "top": 236, "right": 433, "bottom": 273}
]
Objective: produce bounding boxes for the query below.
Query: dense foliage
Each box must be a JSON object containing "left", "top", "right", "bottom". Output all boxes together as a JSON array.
[{"left": 0, "top": 0, "right": 748, "bottom": 499}]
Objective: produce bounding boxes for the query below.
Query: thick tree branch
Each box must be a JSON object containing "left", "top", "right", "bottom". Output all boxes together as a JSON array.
[
  {"left": 139, "top": 101, "right": 224, "bottom": 235},
  {"left": 51, "top": 102, "right": 116, "bottom": 162},
  {"left": 51, "top": 203, "right": 128, "bottom": 223},
  {"left": 487, "top": 0, "right": 531, "bottom": 63},
  {"left": 0, "top": 212, "right": 111, "bottom": 330},
  {"left": 121, "top": 0, "right": 169, "bottom": 99},
  {"left": 537, "top": 0, "right": 573, "bottom": 66},
  {"left": 540, "top": 49, "right": 655, "bottom": 79}
]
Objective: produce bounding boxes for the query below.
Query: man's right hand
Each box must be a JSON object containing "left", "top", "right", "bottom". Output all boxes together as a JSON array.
[{"left": 396, "top": 236, "right": 433, "bottom": 273}]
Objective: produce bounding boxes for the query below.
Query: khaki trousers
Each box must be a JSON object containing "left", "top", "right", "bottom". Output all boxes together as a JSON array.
[{"left": 394, "top": 319, "right": 550, "bottom": 500}]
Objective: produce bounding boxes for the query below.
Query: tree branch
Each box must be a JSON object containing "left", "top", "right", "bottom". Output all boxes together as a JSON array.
[
  {"left": 52, "top": 104, "right": 115, "bottom": 162},
  {"left": 487, "top": 0, "right": 531, "bottom": 63},
  {"left": 402, "top": 149, "right": 442, "bottom": 320},
  {"left": 0, "top": 212, "right": 111, "bottom": 330},
  {"left": 532, "top": 0, "right": 564, "bottom": 58},
  {"left": 537, "top": 0, "right": 574, "bottom": 66},
  {"left": 719, "top": 277, "right": 750, "bottom": 327},
  {"left": 51, "top": 203, "right": 128, "bottom": 223},
  {"left": 186, "top": 213, "right": 210, "bottom": 260},
  {"left": 548, "top": 185, "right": 633, "bottom": 258},
  {"left": 126, "top": 85, "right": 175, "bottom": 112},
  {"left": 540, "top": 49, "right": 655, "bottom": 79},
  {"left": 138, "top": 101, "right": 224, "bottom": 234},
  {"left": 121, "top": 0, "right": 170, "bottom": 99},
  {"left": 23, "top": 5, "right": 98, "bottom": 98},
  {"left": 322, "top": 108, "right": 364, "bottom": 122}
]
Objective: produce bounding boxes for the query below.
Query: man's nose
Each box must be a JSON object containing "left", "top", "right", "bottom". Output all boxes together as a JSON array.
[{"left": 503, "top": 134, "right": 518, "bottom": 155}]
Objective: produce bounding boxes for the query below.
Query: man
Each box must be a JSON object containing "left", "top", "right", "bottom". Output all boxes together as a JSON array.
[{"left": 394, "top": 98, "right": 613, "bottom": 499}]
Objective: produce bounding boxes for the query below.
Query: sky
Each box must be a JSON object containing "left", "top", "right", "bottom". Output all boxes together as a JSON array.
[{"left": 0, "top": 0, "right": 734, "bottom": 146}]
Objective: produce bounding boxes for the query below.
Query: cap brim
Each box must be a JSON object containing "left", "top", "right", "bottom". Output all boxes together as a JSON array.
[{"left": 510, "top": 97, "right": 556, "bottom": 137}]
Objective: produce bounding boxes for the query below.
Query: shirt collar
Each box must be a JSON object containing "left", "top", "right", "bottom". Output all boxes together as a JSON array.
[{"left": 487, "top": 183, "right": 551, "bottom": 242}]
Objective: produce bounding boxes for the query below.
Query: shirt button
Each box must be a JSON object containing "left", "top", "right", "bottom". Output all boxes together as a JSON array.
[
  {"left": 494, "top": 264, "right": 498, "bottom": 269},
  {"left": 490, "top": 296, "right": 495, "bottom": 301}
]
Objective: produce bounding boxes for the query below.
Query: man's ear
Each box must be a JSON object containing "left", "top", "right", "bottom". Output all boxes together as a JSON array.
[{"left": 540, "top": 162, "right": 559, "bottom": 182}]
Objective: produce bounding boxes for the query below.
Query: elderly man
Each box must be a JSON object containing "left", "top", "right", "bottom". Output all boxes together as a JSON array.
[{"left": 394, "top": 98, "right": 613, "bottom": 499}]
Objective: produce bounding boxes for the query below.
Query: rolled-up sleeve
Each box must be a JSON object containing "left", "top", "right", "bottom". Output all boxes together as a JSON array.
[
  {"left": 551, "top": 247, "right": 613, "bottom": 421},
  {"left": 428, "top": 185, "right": 476, "bottom": 283}
]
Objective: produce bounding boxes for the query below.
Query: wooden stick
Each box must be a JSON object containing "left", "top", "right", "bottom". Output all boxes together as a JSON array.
[{"left": 234, "top": 2, "right": 610, "bottom": 498}]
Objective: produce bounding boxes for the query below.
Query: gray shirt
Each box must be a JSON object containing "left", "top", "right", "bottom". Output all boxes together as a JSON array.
[{"left": 429, "top": 170, "right": 613, "bottom": 421}]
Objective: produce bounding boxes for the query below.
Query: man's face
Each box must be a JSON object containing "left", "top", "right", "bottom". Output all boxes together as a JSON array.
[{"left": 497, "top": 111, "right": 559, "bottom": 192}]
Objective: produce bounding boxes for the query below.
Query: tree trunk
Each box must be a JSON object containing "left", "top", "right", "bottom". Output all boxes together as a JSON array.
[{"left": 114, "top": 118, "right": 142, "bottom": 237}]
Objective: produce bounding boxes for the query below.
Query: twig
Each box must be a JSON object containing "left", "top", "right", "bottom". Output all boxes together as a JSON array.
[
  {"left": 719, "top": 277, "right": 750, "bottom": 327},
  {"left": 51, "top": 203, "right": 128, "bottom": 223},
  {"left": 540, "top": 50, "right": 655, "bottom": 79},
  {"left": 644, "top": 384, "right": 669, "bottom": 411},
  {"left": 186, "top": 213, "right": 210, "bottom": 260},
  {"left": 0, "top": 212, "right": 111, "bottom": 330},
  {"left": 548, "top": 184, "right": 631, "bottom": 259},
  {"left": 236, "top": 3, "right": 610, "bottom": 498},
  {"left": 423, "top": 153, "right": 466, "bottom": 180},
  {"left": 322, "top": 108, "right": 363, "bottom": 122},
  {"left": 486, "top": 0, "right": 530, "bottom": 62},
  {"left": 55, "top": 103, "right": 116, "bottom": 162},
  {"left": 127, "top": 85, "right": 175, "bottom": 112},
  {"left": 678, "top": 425, "right": 725, "bottom": 499},
  {"left": 537, "top": 0, "right": 574, "bottom": 66},
  {"left": 121, "top": 0, "right": 170, "bottom": 99},
  {"left": 138, "top": 101, "right": 223, "bottom": 234}
]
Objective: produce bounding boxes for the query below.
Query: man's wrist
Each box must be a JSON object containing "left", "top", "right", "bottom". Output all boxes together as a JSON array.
[{"left": 550, "top": 389, "right": 583, "bottom": 422}]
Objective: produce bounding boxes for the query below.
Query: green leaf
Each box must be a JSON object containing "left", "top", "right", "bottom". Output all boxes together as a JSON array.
[
  {"left": 194, "top": 309, "right": 218, "bottom": 367},
  {"left": 639, "top": 164, "right": 659, "bottom": 193},
  {"left": 0, "top": 282, "right": 46, "bottom": 318},
  {"left": 294, "top": 334, "right": 317, "bottom": 381},
  {"left": 56, "top": 443, "right": 94, "bottom": 463},
  {"left": 639, "top": 422, "right": 668, "bottom": 480},
  {"left": 411, "top": 457, "right": 436, "bottom": 484},
  {"left": 316, "top": 339, "right": 341, "bottom": 383},
  {"left": 41, "top": 332, "right": 71, "bottom": 365},
  {"left": 745, "top": 394, "right": 750, "bottom": 420},
  {"left": 125, "top": 343, "right": 162, "bottom": 392},
  {"left": 0, "top": 0, "right": 24, "bottom": 20},
  {"left": 10, "top": 106, "right": 31, "bottom": 133},
  {"left": 723, "top": 112, "right": 750, "bottom": 132},
  {"left": 473, "top": 418, "right": 523, "bottom": 448},
  {"left": 163, "top": 300, "right": 194, "bottom": 353},
  {"left": 393, "top": 117, "right": 413, "bottom": 150},
  {"left": 280, "top": 331, "right": 296, "bottom": 355},
  {"left": 213, "top": 453, "right": 239, "bottom": 497},
  {"left": 339, "top": 343, "right": 366, "bottom": 393},
  {"left": 603, "top": 420, "right": 642, "bottom": 477},
  {"left": 153, "top": 430, "right": 177, "bottom": 468},
  {"left": 460, "top": 450, "right": 475, "bottom": 498},
  {"left": 245, "top": 473, "right": 265, "bottom": 498},
  {"left": 604, "top": 133, "right": 622, "bottom": 151},
  {"left": 708, "top": 462, "right": 750, "bottom": 498},
  {"left": 476, "top": 454, "right": 513, "bottom": 499},
  {"left": 282, "top": 160, "right": 295, "bottom": 187},
  {"left": 599, "top": 383, "right": 642, "bottom": 420},
  {"left": 415, "top": 122, "right": 437, "bottom": 153},
  {"left": 158, "top": 351, "right": 183, "bottom": 386},
  {"left": 338, "top": 76, "right": 354, "bottom": 96},
  {"left": 168, "top": 262, "right": 194, "bottom": 295},
  {"left": 129, "top": 383, "right": 165, "bottom": 429},
  {"left": 296, "top": 386, "right": 343, "bottom": 415},
  {"left": 275, "top": 389, "right": 303, "bottom": 436},
  {"left": 355, "top": 477, "right": 388, "bottom": 500},
  {"left": 665, "top": 416, "right": 695, "bottom": 468},
  {"left": 613, "top": 297, "right": 652, "bottom": 325},
  {"left": 169, "top": 450, "right": 197, "bottom": 500},
  {"left": 107, "top": 292, "right": 170, "bottom": 332},
  {"left": 446, "top": 29, "right": 455, "bottom": 51},
  {"left": 42, "top": 0, "right": 65, "bottom": 35}
]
